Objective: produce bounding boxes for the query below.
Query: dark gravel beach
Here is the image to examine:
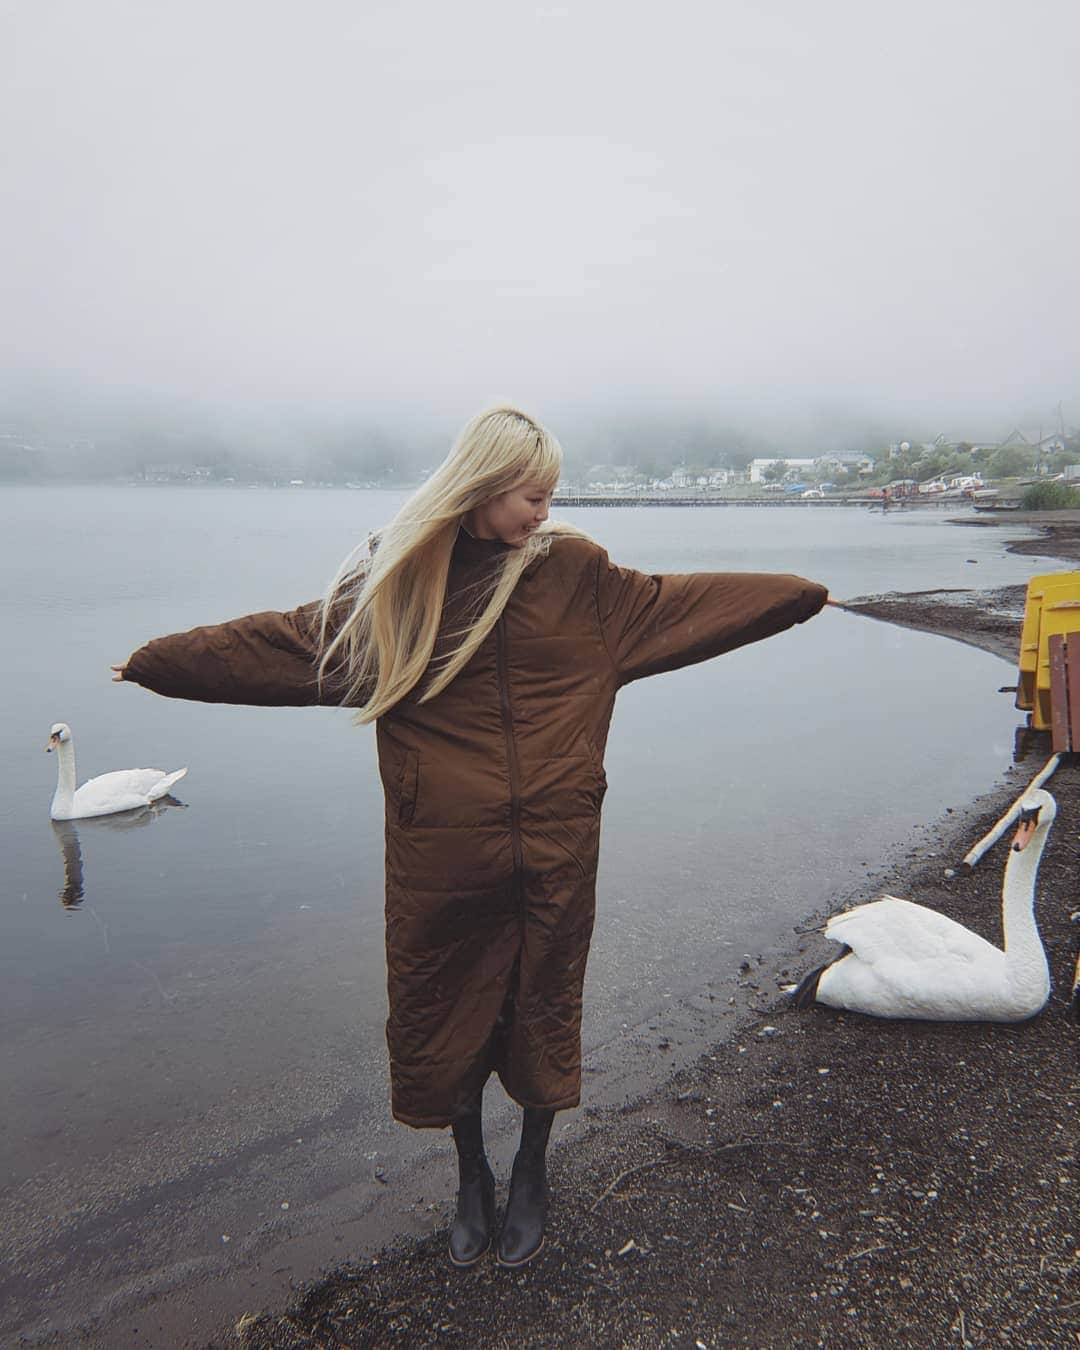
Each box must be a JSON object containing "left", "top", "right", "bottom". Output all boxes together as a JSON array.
[
  {"left": 201, "top": 516, "right": 1080, "bottom": 1347},
  {"left": 233, "top": 789, "right": 1078, "bottom": 1350}
]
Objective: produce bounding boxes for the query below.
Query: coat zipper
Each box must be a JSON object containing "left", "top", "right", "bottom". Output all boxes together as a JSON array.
[{"left": 494, "top": 615, "right": 524, "bottom": 893}]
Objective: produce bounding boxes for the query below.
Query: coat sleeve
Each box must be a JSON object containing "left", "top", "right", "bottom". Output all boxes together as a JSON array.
[
  {"left": 122, "top": 600, "right": 351, "bottom": 707},
  {"left": 594, "top": 548, "right": 828, "bottom": 686}
]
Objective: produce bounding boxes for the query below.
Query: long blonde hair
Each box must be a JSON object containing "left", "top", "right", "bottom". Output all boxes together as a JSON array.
[{"left": 319, "top": 406, "right": 582, "bottom": 722}]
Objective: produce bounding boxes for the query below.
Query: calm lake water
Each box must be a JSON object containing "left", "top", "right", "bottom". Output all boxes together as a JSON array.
[{"left": 0, "top": 487, "right": 1051, "bottom": 1340}]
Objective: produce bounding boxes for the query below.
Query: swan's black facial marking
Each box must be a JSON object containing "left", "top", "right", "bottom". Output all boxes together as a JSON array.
[
  {"left": 46, "top": 725, "right": 70, "bottom": 751},
  {"left": 1012, "top": 805, "right": 1041, "bottom": 851}
]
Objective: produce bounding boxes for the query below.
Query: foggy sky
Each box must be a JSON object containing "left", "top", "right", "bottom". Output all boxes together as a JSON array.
[{"left": 2, "top": 0, "right": 1078, "bottom": 445}]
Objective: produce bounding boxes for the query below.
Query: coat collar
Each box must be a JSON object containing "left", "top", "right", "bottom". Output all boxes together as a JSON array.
[
  {"left": 453, "top": 525, "right": 513, "bottom": 565},
  {"left": 453, "top": 524, "right": 551, "bottom": 578}
]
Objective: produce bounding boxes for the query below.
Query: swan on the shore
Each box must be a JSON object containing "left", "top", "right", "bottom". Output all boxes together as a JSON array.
[
  {"left": 789, "top": 789, "right": 1055, "bottom": 1022},
  {"left": 46, "top": 723, "right": 188, "bottom": 821}
]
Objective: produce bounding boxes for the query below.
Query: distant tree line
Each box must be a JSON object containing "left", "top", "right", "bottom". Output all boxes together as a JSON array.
[{"left": 866, "top": 435, "right": 1079, "bottom": 487}]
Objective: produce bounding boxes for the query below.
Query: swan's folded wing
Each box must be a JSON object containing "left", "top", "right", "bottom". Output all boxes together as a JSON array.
[
  {"left": 79, "top": 768, "right": 173, "bottom": 799},
  {"left": 72, "top": 770, "right": 164, "bottom": 816},
  {"left": 123, "top": 602, "right": 354, "bottom": 707},
  {"left": 825, "top": 896, "right": 1000, "bottom": 967}
]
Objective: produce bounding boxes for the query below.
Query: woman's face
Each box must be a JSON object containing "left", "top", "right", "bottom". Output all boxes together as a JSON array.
[{"left": 468, "top": 482, "right": 553, "bottom": 547}]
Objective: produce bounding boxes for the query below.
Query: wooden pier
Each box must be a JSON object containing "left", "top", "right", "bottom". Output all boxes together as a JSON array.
[{"left": 551, "top": 494, "right": 962, "bottom": 509}]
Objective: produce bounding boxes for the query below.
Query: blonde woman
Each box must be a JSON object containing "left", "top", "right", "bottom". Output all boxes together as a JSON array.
[{"left": 113, "top": 407, "right": 828, "bottom": 1269}]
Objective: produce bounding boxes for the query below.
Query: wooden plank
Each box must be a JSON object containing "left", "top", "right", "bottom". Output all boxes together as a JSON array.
[
  {"left": 1049, "top": 633, "right": 1070, "bottom": 752},
  {"left": 1068, "top": 631, "right": 1080, "bottom": 753}
]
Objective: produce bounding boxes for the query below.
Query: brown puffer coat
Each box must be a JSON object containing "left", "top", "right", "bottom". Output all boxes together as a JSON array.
[{"left": 123, "top": 529, "right": 827, "bottom": 1127}]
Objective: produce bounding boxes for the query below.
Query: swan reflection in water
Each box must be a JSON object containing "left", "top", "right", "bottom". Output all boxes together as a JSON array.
[{"left": 49, "top": 796, "right": 186, "bottom": 908}]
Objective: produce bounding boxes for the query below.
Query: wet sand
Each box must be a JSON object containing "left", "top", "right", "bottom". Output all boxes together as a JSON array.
[{"left": 220, "top": 513, "right": 1079, "bottom": 1349}]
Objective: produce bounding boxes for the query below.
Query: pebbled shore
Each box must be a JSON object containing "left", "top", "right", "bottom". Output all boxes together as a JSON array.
[{"left": 228, "top": 516, "right": 1079, "bottom": 1350}]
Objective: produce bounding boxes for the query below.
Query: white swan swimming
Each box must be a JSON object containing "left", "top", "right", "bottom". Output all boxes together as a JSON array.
[
  {"left": 46, "top": 723, "right": 188, "bottom": 821},
  {"left": 790, "top": 789, "right": 1056, "bottom": 1022}
]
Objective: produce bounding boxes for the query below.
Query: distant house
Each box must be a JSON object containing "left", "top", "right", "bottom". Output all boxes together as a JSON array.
[
  {"left": 814, "top": 451, "right": 875, "bottom": 475},
  {"left": 748, "top": 456, "right": 815, "bottom": 484},
  {"left": 998, "top": 428, "right": 1066, "bottom": 456}
]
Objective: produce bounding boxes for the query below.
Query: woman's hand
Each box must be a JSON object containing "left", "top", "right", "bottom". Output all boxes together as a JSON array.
[
  {"left": 824, "top": 598, "right": 842, "bottom": 607},
  {"left": 110, "top": 663, "right": 127, "bottom": 683}
]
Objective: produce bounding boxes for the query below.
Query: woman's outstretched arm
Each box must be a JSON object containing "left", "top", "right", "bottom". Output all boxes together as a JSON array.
[
  {"left": 113, "top": 601, "right": 351, "bottom": 707},
  {"left": 595, "top": 548, "right": 828, "bottom": 686}
]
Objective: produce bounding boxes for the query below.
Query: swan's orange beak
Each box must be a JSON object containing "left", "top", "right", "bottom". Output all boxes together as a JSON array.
[
  {"left": 45, "top": 735, "right": 58, "bottom": 753},
  {"left": 1011, "top": 811, "right": 1039, "bottom": 851}
]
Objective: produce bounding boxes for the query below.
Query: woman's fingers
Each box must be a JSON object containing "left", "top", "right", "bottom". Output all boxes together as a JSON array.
[{"left": 110, "top": 664, "right": 127, "bottom": 682}]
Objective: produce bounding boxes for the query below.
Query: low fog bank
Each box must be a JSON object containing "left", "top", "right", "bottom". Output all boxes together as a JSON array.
[{"left": 1, "top": 383, "right": 1070, "bottom": 487}]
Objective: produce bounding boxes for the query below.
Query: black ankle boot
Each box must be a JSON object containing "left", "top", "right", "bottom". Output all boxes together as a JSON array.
[
  {"left": 497, "top": 1149, "right": 547, "bottom": 1268},
  {"left": 448, "top": 1157, "right": 495, "bottom": 1267}
]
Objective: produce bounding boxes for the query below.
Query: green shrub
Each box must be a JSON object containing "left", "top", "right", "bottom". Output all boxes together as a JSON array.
[{"left": 1021, "top": 480, "right": 1080, "bottom": 510}]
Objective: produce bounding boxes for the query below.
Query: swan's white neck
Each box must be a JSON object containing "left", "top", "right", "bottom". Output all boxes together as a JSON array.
[
  {"left": 51, "top": 739, "right": 77, "bottom": 819},
  {"left": 1001, "top": 825, "right": 1051, "bottom": 987}
]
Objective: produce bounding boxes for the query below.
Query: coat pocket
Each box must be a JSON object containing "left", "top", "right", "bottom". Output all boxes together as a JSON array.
[{"left": 397, "top": 749, "right": 419, "bottom": 826}]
